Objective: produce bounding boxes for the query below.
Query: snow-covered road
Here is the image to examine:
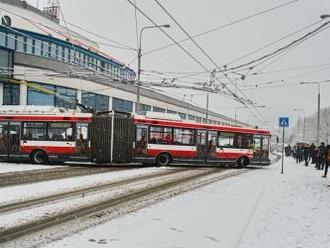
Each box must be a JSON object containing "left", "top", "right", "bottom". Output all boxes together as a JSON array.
[
  {"left": 44, "top": 158, "right": 330, "bottom": 248},
  {"left": 0, "top": 162, "right": 63, "bottom": 173}
]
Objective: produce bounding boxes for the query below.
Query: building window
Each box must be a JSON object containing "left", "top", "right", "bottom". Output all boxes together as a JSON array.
[
  {"left": 167, "top": 110, "right": 177, "bottom": 114},
  {"left": 42, "top": 41, "right": 49, "bottom": 57},
  {"left": 179, "top": 113, "right": 186, "bottom": 120},
  {"left": 35, "top": 40, "right": 42, "bottom": 56},
  {"left": 26, "top": 38, "right": 33, "bottom": 54},
  {"left": 27, "top": 83, "right": 55, "bottom": 106},
  {"left": 50, "top": 43, "right": 57, "bottom": 59},
  {"left": 3, "top": 82, "right": 20, "bottom": 105},
  {"left": 140, "top": 104, "right": 151, "bottom": 114},
  {"left": 16, "top": 36, "right": 25, "bottom": 52},
  {"left": 82, "top": 91, "right": 109, "bottom": 112},
  {"left": 27, "top": 83, "right": 77, "bottom": 109},
  {"left": 188, "top": 115, "right": 195, "bottom": 121},
  {"left": 153, "top": 106, "right": 165, "bottom": 113},
  {"left": 57, "top": 45, "right": 63, "bottom": 61},
  {"left": 0, "top": 32, "right": 5, "bottom": 47},
  {"left": 0, "top": 49, "right": 13, "bottom": 77},
  {"left": 70, "top": 49, "right": 75, "bottom": 63},
  {"left": 64, "top": 47, "right": 69, "bottom": 62},
  {"left": 1, "top": 16, "right": 11, "bottom": 27},
  {"left": 55, "top": 86, "right": 77, "bottom": 109},
  {"left": 112, "top": 97, "right": 133, "bottom": 113},
  {"left": 7, "top": 34, "right": 15, "bottom": 50}
]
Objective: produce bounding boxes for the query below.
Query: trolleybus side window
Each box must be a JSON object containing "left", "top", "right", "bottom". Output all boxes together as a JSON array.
[
  {"left": 149, "top": 126, "right": 173, "bottom": 144},
  {"left": 22, "top": 122, "right": 47, "bottom": 141},
  {"left": 173, "top": 128, "right": 196, "bottom": 146},
  {"left": 48, "top": 122, "right": 73, "bottom": 141},
  {"left": 218, "top": 132, "right": 235, "bottom": 148},
  {"left": 234, "top": 134, "right": 253, "bottom": 149}
]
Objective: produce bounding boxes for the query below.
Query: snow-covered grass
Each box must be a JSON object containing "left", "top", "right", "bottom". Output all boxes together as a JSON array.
[{"left": 44, "top": 158, "right": 330, "bottom": 248}]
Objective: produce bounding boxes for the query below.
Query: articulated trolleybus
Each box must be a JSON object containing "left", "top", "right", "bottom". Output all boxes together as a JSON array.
[
  {"left": 0, "top": 107, "right": 271, "bottom": 167},
  {"left": 0, "top": 106, "right": 92, "bottom": 163},
  {"left": 134, "top": 113, "right": 271, "bottom": 168}
]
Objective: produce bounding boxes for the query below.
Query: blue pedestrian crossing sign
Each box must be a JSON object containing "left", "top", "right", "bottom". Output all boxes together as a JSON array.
[{"left": 279, "top": 117, "right": 289, "bottom": 127}]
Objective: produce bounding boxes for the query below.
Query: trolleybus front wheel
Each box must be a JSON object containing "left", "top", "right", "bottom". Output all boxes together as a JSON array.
[
  {"left": 31, "top": 150, "right": 48, "bottom": 164},
  {"left": 155, "top": 153, "right": 171, "bottom": 167},
  {"left": 237, "top": 156, "right": 248, "bottom": 168}
]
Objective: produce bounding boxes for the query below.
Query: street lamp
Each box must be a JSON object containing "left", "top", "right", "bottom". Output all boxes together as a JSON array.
[
  {"left": 300, "top": 81, "right": 320, "bottom": 145},
  {"left": 136, "top": 24, "right": 170, "bottom": 114}
]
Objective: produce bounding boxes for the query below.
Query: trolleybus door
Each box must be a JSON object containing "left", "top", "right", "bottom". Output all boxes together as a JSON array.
[
  {"left": 207, "top": 131, "right": 217, "bottom": 160},
  {"left": 76, "top": 123, "right": 90, "bottom": 157},
  {"left": 196, "top": 130, "right": 207, "bottom": 159},
  {"left": 0, "top": 122, "right": 21, "bottom": 159},
  {"left": 135, "top": 125, "right": 148, "bottom": 157},
  {"left": 252, "top": 135, "right": 270, "bottom": 164}
]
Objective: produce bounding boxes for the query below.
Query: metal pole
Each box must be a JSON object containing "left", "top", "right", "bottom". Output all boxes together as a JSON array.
[
  {"left": 136, "top": 47, "right": 141, "bottom": 114},
  {"left": 110, "top": 110, "right": 115, "bottom": 163},
  {"left": 205, "top": 91, "right": 209, "bottom": 123},
  {"left": 281, "top": 126, "right": 285, "bottom": 174},
  {"left": 135, "top": 25, "right": 170, "bottom": 114},
  {"left": 317, "top": 83, "right": 320, "bottom": 145},
  {"left": 234, "top": 108, "right": 237, "bottom": 126}
]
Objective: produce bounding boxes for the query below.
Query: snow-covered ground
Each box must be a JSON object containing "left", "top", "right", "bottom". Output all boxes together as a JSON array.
[
  {"left": 44, "top": 157, "right": 330, "bottom": 248},
  {"left": 0, "top": 167, "right": 166, "bottom": 206},
  {"left": 0, "top": 162, "right": 63, "bottom": 173}
]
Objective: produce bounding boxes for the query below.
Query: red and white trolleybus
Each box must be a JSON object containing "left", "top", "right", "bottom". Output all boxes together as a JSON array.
[
  {"left": 0, "top": 107, "right": 271, "bottom": 167},
  {"left": 133, "top": 113, "right": 271, "bottom": 167},
  {"left": 0, "top": 106, "right": 92, "bottom": 163}
]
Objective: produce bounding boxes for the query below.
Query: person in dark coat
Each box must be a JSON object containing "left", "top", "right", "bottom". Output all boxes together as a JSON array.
[
  {"left": 309, "top": 143, "right": 316, "bottom": 164},
  {"left": 303, "top": 145, "right": 310, "bottom": 166},
  {"left": 322, "top": 145, "right": 330, "bottom": 178},
  {"left": 317, "top": 142, "right": 326, "bottom": 170}
]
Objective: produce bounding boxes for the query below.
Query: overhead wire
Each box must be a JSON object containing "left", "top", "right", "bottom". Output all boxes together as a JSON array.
[
  {"left": 251, "top": 63, "right": 330, "bottom": 75},
  {"left": 251, "top": 25, "right": 330, "bottom": 74},
  {"left": 223, "top": 20, "right": 330, "bottom": 72},
  {"left": 144, "top": 0, "right": 301, "bottom": 57},
  {"left": 126, "top": 1, "right": 223, "bottom": 87},
  {"left": 226, "top": 20, "right": 323, "bottom": 66},
  {"left": 152, "top": 0, "right": 263, "bottom": 121}
]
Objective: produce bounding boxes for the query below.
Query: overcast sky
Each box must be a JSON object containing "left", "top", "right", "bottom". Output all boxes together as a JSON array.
[{"left": 27, "top": 0, "right": 330, "bottom": 132}]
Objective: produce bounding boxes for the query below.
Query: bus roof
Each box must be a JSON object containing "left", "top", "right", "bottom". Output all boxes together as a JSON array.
[
  {"left": 134, "top": 116, "right": 271, "bottom": 136},
  {"left": 0, "top": 106, "right": 92, "bottom": 122}
]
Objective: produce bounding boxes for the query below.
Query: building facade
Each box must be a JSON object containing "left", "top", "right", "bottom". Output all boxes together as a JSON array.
[{"left": 0, "top": 0, "right": 242, "bottom": 126}]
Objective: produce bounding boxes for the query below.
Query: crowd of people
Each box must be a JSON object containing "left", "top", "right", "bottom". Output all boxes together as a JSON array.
[{"left": 285, "top": 142, "right": 330, "bottom": 178}]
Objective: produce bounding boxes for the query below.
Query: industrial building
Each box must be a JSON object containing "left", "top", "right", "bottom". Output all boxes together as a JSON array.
[{"left": 0, "top": 0, "right": 240, "bottom": 125}]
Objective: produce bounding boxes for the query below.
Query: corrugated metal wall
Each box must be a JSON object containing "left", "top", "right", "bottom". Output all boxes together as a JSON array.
[{"left": 90, "top": 112, "right": 134, "bottom": 164}]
